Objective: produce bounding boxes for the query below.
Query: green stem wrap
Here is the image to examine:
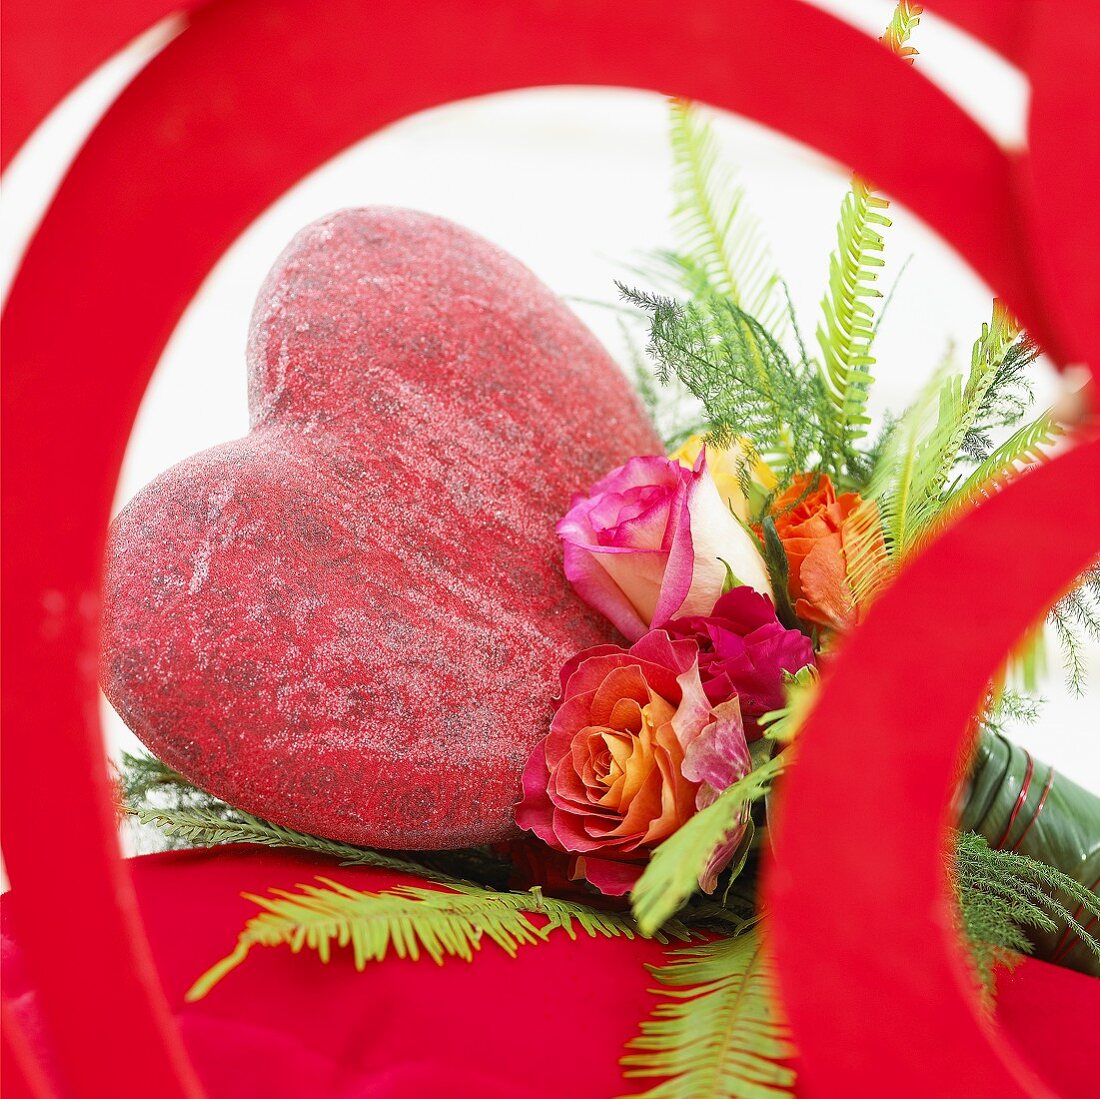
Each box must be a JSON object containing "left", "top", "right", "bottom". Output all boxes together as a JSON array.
[{"left": 960, "top": 730, "right": 1100, "bottom": 976}]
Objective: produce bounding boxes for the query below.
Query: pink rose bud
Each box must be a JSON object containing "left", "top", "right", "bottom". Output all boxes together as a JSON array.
[{"left": 556, "top": 453, "right": 772, "bottom": 641}]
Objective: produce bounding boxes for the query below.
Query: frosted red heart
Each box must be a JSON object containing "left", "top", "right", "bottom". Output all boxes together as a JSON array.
[{"left": 101, "top": 208, "right": 660, "bottom": 848}]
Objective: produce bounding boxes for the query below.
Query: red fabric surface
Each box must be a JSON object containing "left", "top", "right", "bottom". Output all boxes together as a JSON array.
[
  {"left": 3, "top": 846, "right": 1096, "bottom": 1099},
  {"left": 2, "top": 847, "right": 673, "bottom": 1099}
]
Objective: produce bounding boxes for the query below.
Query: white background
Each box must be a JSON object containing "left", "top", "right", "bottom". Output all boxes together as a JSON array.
[{"left": 3, "top": 0, "right": 1097, "bottom": 797}]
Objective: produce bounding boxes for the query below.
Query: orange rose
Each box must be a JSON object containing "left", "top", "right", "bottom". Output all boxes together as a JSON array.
[{"left": 766, "top": 473, "right": 886, "bottom": 634}]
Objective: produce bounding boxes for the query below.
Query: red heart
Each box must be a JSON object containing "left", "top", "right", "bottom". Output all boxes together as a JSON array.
[{"left": 101, "top": 207, "right": 660, "bottom": 848}]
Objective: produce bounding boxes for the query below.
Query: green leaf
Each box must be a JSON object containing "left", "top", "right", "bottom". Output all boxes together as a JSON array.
[
  {"left": 187, "top": 876, "right": 668, "bottom": 1002},
  {"left": 759, "top": 666, "right": 819, "bottom": 745},
  {"left": 632, "top": 756, "right": 786, "bottom": 937},
  {"left": 619, "top": 928, "right": 796, "bottom": 1099},
  {"left": 759, "top": 518, "right": 801, "bottom": 631}
]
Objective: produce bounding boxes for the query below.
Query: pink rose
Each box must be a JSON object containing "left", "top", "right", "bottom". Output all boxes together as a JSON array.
[
  {"left": 557, "top": 454, "right": 772, "bottom": 642},
  {"left": 666, "top": 586, "right": 815, "bottom": 739},
  {"left": 515, "top": 630, "right": 751, "bottom": 895}
]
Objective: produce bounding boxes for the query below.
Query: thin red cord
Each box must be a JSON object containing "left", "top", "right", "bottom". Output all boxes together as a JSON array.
[
  {"left": 1010, "top": 767, "right": 1054, "bottom": 852},
  {"left": 994, "top": 752, "right": 1034, "bottom": 850}
]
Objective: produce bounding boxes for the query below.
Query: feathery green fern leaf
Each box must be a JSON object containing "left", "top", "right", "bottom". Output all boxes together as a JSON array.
[
  {"left": 668, "top": 100, "right": 787, "bottom": 336},
  {"left": 119, "top": 750, "right": 281, "bottom": 854},
  {"left": 843, "top": 307, "right": 1038, "bottom": 605},
  {"left": 128, "top": 804, "right": 457, "bottom": 882},
  {"left": 954, "top": 831, "right": 1100, "bottom": 997},
  {"left": 940, "top": 406, "right": 1061, "bottom": 517},
  {"left": 920, "top": 302, "right": 1023, "bottom": 501},
  {"left": 117, "top": 750, "right": 193, "bottom": 802},
  {"left": 1049, "top": 563, "right": 1100, "bottom": 696},
  {"left": 632, "top": 755, "right": 786, "bottom": 937},
  {"left": 188, "top": 876, "right": 660, "bottom": 1002},
  {"left": 881, "top": 1, "right": 924, "bottom": 63},
  {"left": 814, "top": 2, "right": 922, "bottom": 451},
  {"left": 815, "top": 177, "right": 890, "bottom": 446},
  {"left": 619, "top": 928, "right": 796, "bottom": 1099},
  {"left": 958, "top": 334, "right": 1040, "bottom": 463},
  {"left": 619, "top": 285, "right": 841, "bottom": 485},
  {"left": 980, "top": 689, "right": 1044, "bottom": 735}
]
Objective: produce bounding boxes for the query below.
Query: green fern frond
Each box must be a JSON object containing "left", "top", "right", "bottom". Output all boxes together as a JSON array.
[
  {"left": 619, "top": 313, "right": 705, "bottom": 448},
  {"left": 117, "top": 750, "right": 191, "bottom": 802},
  {"left": 620, "top": 928, "right": 796, "bottom": 1099},
  {"left": 923, "top": 302, "right": 1023, "bottom": 496},
  {"left": 998, "top": 559, "right": 1099, "bottom": 698},
  {"left": 815, "top": 177, "right": 890, "bottom": 445},
  {"left": 1049, "top": 563, "right": 1100, "bottom": 696},
  {"left": 845, "top": 308, "right": 1039, "bottom": 606},
  {"left": 188, "top": 875, "right": 659, "bottom": 1002},
  {"left": 619, "top": 285, "right": 842, "bottom": 484},
  {"left": 980, "top": 689, "right": 1044, "bottom": 735},
  {"left": 117, "top": 750, "right": 247, "bottom": 852},
  {"left": 841, "top": 376, "right": 938, "bottom": 604},
  {"left": 881, "top": 2, "right": 924, "bottom": 64},
  {"left": 632, "top": 755, "right": 786, "bottom": 937},
  {"left": 188, "top": 879, "right": 546, "bottom": 999},
  {"left": 814, "top": 3, "right": 922, "bottom": 451},
  {"left": 941, "top": 407, "right": 1062, "bottom": 516},
  {"left": 668, "top": 100, "right": 787, "bottom": 335}
]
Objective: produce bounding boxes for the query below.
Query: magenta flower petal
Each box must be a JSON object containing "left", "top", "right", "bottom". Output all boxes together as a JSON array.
[
  {"left": 682, "top": 697, "right": 751, "bottom": 807},
  {"left": 666, "top": 586, "right": 815, "bottom": 738},
  {"left": 574, "top": 855, "right": 644, "bottom": 896}
]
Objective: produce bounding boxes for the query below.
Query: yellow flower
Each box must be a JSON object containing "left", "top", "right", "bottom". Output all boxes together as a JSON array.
[{"left": 669, "top": 436, "right": 776, "bottom": 522}]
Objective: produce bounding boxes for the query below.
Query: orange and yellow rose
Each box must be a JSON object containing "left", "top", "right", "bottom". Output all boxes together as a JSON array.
[{"left": 515, "top": 631, "right": 750, "bottom": 895}]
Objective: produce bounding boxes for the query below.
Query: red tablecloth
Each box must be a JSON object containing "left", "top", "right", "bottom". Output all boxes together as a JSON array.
[{"left": 3, "top": 845, "right": 1096, "bottom": 1098}]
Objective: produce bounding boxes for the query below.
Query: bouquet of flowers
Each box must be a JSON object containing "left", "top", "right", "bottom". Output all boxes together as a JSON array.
[{"left": 114, "top": 5, "right": 1098, "bottom": 1096}]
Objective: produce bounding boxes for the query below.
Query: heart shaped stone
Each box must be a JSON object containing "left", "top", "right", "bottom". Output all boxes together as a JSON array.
[{"left": 102, "top": 208, "right": 660, "bottom": 849}]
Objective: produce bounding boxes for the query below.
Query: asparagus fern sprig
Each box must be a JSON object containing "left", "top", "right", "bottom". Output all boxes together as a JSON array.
[
  {"left": 954, "top": 831, "right": 1100, "bottom": 996},
  {"left": 618, "top": 285, "right": 841, "bottom": 489}
]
